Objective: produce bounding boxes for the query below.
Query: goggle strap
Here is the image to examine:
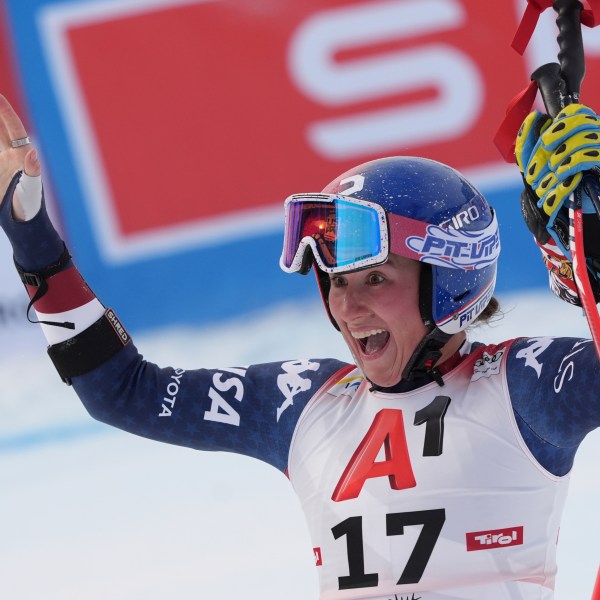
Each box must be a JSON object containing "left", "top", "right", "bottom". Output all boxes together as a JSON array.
[
  {"left": 387, "top": 210, "right": 500, "bottom": 267},
  {"left": 387, "top": 213, "right": 427, "bottom": 261}
]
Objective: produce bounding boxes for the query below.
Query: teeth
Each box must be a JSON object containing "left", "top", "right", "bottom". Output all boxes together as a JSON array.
[{"left": 351, "top": 329, "right": 386, "bottom": 339}]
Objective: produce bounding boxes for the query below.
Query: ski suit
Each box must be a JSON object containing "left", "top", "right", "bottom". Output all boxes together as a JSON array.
[{"left": 1, "top": 186, "right": 599, "bottom": 600}]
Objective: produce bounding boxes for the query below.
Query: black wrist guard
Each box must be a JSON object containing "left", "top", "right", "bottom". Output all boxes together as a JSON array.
[
  {"left": 520, "top": 184, "right": 551, "bottom": 245},
  {"left": 521, "top": 183, "right": 573, "bottom": 253},
  {"left": 47, "top": 308, "right": 131, "bottom": 385}
]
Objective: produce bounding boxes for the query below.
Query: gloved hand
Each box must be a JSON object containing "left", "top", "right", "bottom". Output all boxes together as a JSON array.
[
  {"left": 515, "top": 103, "right": 600, "bottom": 306},
  {"left": 515, "top": 103, "right": 600, "bottom": 217}
]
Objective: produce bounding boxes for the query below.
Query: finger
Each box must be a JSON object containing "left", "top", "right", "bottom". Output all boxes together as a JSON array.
[
  {"left": 0, "top": 105, "right": 12, "bottom": 149},
  {"left": 541, "top": 109, "right": 600, "bottom": 151},
  {"left": 515, "top": 111, "right": 552, "bottom": 173},
  {"left": 549, "top": 130, "right": 600, "bottom": 170},
  {"left": 554, "top": 147, "right": 600, "bottom": 178},
  {"left": 0, "top": 94, "right": 28, "bottom": 143},
  {"left": 515, "top": 111, "right": 539, "bottom": 172},
  {"left": 535, "top": 171, "right": 559, "bottom": 199},
  {"left": 23, "top": 147, "right": 41, "bottom": 177},
  {"left": 524, "top": 142, "right": 552, "bottom": 188},
  {"left": 540, "top": 172, "right": 582, "bottom": 216}
]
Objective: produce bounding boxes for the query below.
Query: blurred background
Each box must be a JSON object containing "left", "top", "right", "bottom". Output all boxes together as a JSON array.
[{"left": 0, "top": 0, "right": 599, "bottom": 598}]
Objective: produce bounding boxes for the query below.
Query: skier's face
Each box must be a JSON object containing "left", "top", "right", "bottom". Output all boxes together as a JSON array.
[{"left": 327, "top": 254, "right": 427, "bottom": 387}]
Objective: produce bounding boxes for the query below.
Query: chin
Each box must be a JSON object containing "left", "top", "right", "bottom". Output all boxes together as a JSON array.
[{"left": 360, "top": 365, "right": 403, "bottom": 389}]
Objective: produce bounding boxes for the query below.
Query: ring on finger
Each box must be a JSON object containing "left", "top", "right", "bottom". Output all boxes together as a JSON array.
[{"left": 11, "top": 136, "right": 31, "bottom": 148}]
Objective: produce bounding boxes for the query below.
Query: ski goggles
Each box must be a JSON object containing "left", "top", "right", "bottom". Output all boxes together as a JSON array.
[
  {"left": 281, "top": 193, "right": 500, "bottom": 274},
  {"left": 281, "top": 194, "right": 389, "bottom": 274}
]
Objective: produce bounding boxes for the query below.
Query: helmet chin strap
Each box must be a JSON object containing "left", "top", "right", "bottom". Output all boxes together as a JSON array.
[
  {"left": 400, "top": 327, "right": 451, "bottom": 386},
  {"left": 401, "top": 263, "right": 451, "bottom": 386},
  {"left": 366, "top": 324, "right": 450, "bottom": 392}
]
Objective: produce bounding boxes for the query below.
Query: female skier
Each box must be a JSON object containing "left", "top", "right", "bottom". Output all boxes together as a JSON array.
[{"left": 0, "top": 92, "right": 598, "bottom": 599}]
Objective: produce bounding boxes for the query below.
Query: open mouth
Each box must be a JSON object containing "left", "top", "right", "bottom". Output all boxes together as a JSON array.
[{"left": 352, "top": 329, "right": 390, "bottom": 356}]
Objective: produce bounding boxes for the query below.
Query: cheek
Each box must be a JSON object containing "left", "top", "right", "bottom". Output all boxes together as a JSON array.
[
  {"left": 327, "top": 292, "right": 355, "bottom": 348},
  {"left": 327, "top": 287, "right": 343, "bottom": 318},
  {"left": 386, "top": 282, "right": 420, "bottom": 314},
  {"left": 383, "top": 289, "right": 425, "bottom": 335}
]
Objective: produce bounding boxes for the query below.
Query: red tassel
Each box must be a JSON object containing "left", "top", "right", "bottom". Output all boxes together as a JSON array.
[
  {"left": 512, "top": 0, "right": 554, "bottom": 55},
  {"left": 493, "top": 80, "right": 539, "bottom": 163},
  {"left": 511, "top": 0, "right": 600, "bottom": 55},
  {"left": 582, "top": 0, "right": 600, "bottom": 27}
]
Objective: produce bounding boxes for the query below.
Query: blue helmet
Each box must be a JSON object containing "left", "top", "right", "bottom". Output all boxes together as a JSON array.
[{"left": 315, "top": 156, "right": 500, "bottom": 382}]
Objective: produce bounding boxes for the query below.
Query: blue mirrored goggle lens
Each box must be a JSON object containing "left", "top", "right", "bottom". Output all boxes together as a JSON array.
[{"left": 283, "top": 198, "right": 383, "bottom": 270}]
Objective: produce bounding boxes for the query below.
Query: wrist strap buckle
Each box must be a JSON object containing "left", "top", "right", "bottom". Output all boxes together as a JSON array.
[{"left": 14, "top": 244, "right": 75, "bottom": 330}]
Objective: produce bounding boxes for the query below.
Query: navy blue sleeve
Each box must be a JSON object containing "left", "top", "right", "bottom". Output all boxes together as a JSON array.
[
  {"left": 0, "top": 174, "right": 352, "bottom": 472},
  {"left": 0, "top": 174, "right": 65, "bottom": 271},
  {"left": 72, "top": 343, "right": 350, "bottom": 473},
  {"left": 506, "top": 336, "right": 600, "bottom": 476}
]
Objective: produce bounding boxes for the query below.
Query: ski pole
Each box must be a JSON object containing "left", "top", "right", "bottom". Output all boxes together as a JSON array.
[
  {"left": 592, "top": 565, "right": 600, "bottom": 600},
  {"left": 532, "top": 0, "right": 600, "bottom": 360}
]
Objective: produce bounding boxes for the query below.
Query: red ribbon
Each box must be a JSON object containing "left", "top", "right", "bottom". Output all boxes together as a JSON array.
[
  {"left": 512, "top": 0, "right": 553, "bottom": 55},
  {"left": 497, "top": 0, "right": 600, "bottom": 162},
  {"left": 493, "top": 80, "right": 539, "bottom": 163},
  {"left": 512, "top": 0, "right": 600, "bottom": 55}
]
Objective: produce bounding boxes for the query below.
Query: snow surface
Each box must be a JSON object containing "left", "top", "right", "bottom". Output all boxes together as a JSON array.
[{"left": 0, "top": 291, "right": 598, "bottom": 600}]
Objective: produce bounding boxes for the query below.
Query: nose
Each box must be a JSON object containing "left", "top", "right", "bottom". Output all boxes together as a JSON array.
[{"left": 334, "top": 285, "right": 373, "bottom": 322}]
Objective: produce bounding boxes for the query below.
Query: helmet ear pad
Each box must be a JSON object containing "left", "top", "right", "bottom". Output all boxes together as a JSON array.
[
  {"left": 418, "top": 262, "right": 435, "bottom": 331},
  {"left": 429, "top": 262, "right": 497, "bottom": 334}
]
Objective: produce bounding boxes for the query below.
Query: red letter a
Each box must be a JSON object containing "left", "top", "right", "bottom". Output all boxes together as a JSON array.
[{"left": 332, "top": 409, "right": 416, "bottom": 502}]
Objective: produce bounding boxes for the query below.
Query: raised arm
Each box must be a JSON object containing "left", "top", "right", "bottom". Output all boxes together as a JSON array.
[{"left": 0, "top": 94, "right": 349, "bottom": 472}]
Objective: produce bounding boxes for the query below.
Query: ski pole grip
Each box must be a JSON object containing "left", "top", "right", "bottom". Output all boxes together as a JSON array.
[
  {"left": 531, "top": 1, "right": 585, "bottom": 118},
  {"left": 554, "top": 0, "right": 585, "bottom": 98},
  {"left": 531, "top": 62, "right": 566, "bottom": 118}
]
